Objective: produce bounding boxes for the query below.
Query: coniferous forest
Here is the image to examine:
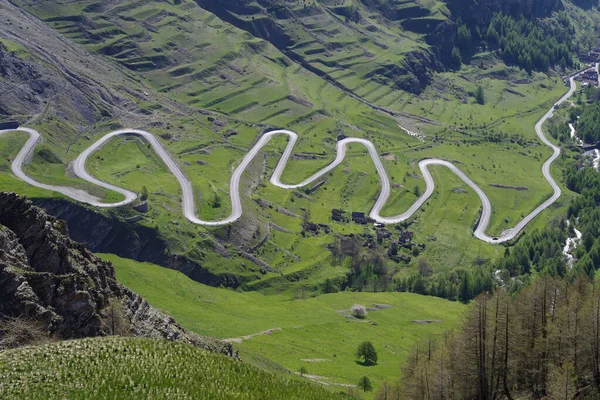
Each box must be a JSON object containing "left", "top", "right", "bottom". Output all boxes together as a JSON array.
[
  {"left": 571, "top": 101, "right": 600, "bottom": 144},
  {"left": 453, "top": 12, "right": 574, "bottom": 72}
]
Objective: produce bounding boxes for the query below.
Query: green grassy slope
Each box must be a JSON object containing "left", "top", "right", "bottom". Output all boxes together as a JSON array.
[
  {"left": 0, "top": 337, "right": 347, "bottom": 400},
  {"left": 101, "top": 253, "right": 466, "bottom": 393},
  {"left": 1, "top": 0, "right": 592, "bottom": 289}
]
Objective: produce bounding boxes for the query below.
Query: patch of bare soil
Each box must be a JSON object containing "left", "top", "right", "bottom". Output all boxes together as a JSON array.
[
  {"left": 222, "top": 328, "right": 282, "bottom": 344},
  {"left": 412, "top": 320, "right": 442, "bottom": 325},
  {"left": 489, "top": 184, "right": 529, "bottom": 191},
  {"left": 294, "top": 373, "right": 357, "bottom": 388}
]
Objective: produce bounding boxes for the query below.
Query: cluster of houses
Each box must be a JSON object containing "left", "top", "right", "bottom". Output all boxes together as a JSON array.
[
  {"left": 302, "top": 221, "right": 331, "bottom": 235},
  {"left": 331, "top": 209, "right": 375, "bottom": 224},
  {"left": 331, "top": 209, "right": 346, "bottom": 222},
  {"left": 331, "top": 208, "right": 425, "bottom": 263},
  {"left": 330, "top": 209, "right": 375, "bottom": 224},
  {"left": 575, "top": 68, "right": 599, "bottom": 88},
  {"left": 351, "top": 212, "right": 371, "bottom": 224},
  {"left": 579, "top": 44, "right": 600, "bottom": 64}
]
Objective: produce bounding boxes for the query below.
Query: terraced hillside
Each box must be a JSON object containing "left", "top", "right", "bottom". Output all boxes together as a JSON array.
[
  {"left": 1, "top": 0, "right": 597, "bottom": 293},
  {"left": 194, "top": 0, "right": 447, "bottom": 94}
]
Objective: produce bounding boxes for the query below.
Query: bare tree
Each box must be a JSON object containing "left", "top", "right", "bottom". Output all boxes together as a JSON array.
[
  {"left": 103, "top": 300, "right": 130, "bottom": 336},
  {"left": 0, "top": 315, "right": 53, "bottom": 349}
]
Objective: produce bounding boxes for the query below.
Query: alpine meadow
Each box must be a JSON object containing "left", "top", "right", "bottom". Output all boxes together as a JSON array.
[{"left": 2, "top": 0, "right": 600, "bottom": 399}]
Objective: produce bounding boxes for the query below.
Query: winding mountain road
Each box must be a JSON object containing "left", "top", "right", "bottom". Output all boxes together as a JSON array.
[{"left": 0, "top": 74, "right": 580, "bottom": 242}]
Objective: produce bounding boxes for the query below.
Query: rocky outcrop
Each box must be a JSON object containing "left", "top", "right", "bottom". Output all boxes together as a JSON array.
[
  {"left": 426, "top": 20, "right": 458, "bottom": 68},
  {"left": 0, "top": 193, "right": 236, "bottom": 357}
]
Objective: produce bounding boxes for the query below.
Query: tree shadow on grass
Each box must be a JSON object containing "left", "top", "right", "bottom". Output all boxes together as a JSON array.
[{"left": 355, "top": 360, "right": 377, "bottom": 367}]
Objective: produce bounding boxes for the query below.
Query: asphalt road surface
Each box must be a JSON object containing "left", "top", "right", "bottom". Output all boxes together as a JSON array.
[{"left": 0, "top": 72, "right": 581, "bottom": 242}]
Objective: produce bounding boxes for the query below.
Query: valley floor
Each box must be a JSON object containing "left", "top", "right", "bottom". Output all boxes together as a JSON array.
[{"left": 101, "top": 253, "right": 466, "bottom": 395}]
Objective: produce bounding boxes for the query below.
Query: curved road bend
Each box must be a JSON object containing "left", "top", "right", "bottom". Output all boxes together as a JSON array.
[{"left": 0, "top": 73, "right": 580, "bottom": 242}]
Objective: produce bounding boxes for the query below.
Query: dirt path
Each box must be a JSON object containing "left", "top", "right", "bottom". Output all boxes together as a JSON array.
[{"left": 221, "top": 328, "right": 282, "bottom": 344}]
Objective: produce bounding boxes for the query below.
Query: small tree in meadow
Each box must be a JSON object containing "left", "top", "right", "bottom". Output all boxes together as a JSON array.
[
  {"left": 140, "top": 186, "right": 148, "bottom": 202},
  {"left": 476, "top": 85, "right": 486, "bottom": 105},
  {"left": 299, "top": 366, "right": 308, "bottom": 377},
  {"left": 212, "top": 192, "right": 222, "bottom": 208},
  {"left": 358, "top": 376, "right": 373, "bottom": 392},
  {"left": 356, "top": 341, "right": 378, "bottom": 366},
  {"left": 413, "top": 185, "right": 421, "bottom": 197}
]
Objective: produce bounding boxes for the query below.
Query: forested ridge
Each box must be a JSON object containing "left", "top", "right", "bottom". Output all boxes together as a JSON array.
[
  {"left": 452, "top": 11, "right": 574, "bottom": 72},
  {"left": 446, "top": 0, "right": 563, "bottom": 26},
  {"left": 565, "top": 163, "right": 600, "bottom": 278}
]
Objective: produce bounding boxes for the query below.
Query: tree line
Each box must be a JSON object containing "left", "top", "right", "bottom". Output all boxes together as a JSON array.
[
  {"left": 570, "top": 100, "right": 600, "bottom": 144},
  {"left": 327, "top": 235, "right": 496, "bottom": 302},
  {"left": 391, "top": 221, "right": 567, "bottom": 303}
]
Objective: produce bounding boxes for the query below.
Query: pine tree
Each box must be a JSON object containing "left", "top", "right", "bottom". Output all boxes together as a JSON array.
[
  {"left": 459, "top": 273, "right": 472, "bottom": 303},
  {"left": 476, "top": 85, "right": 485, "bottom": 105},
  {"left": 323, "top": 278, "right": 338, "bottom": 294},
  {"left": 451, "top": 47, "right": 462, "bottom": 70},
  {"left": 356, "top": 341, "right": 378, "bottom": 366},
  {"left": 140, "top": 185, "right": 148, "bottom": 202},
  {"left": 414, "top": 185, "right": 421, "bottom": 197},
  {"left": 358, "top": 376, "right": 373, "bottom": 392}
]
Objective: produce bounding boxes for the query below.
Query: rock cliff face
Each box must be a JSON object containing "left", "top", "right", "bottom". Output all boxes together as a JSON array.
[{"left": 0, "top": 193, "right": 236, "bottom": 357}]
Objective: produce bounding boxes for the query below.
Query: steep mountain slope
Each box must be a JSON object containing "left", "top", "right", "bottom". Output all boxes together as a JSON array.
[
  {"left": 1, "top": 0, "right": 597, "bottom": 295},
  {"left": 0, "top": 192, "right": 234, "bottom": 357},
  {"left": 0, "top": 2, "right": 150, "bottom": 135},
  {"left": 193, "top": 0, "right": 444, "bottom": 94}
]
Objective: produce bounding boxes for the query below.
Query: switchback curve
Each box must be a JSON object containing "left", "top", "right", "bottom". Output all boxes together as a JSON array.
[{"left": 0, "top": 74, "right": 581, "bottom": 243}]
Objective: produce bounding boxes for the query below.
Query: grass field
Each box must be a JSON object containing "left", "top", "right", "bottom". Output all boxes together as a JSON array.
[
  {"left": 0, "top": 77, "right": 576, "bottom": 286},
  {"left": 102, "top": 253, "right": 467, "bottom": 395},
  {"left": 1, "top": 0, "right": 585, "bottom": 290},
  {"left": 1, "top": 1, "right": 593, "bottom": 397},
  {"left": 0, "top": 337, "right": 346, "bottom": 400}
]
